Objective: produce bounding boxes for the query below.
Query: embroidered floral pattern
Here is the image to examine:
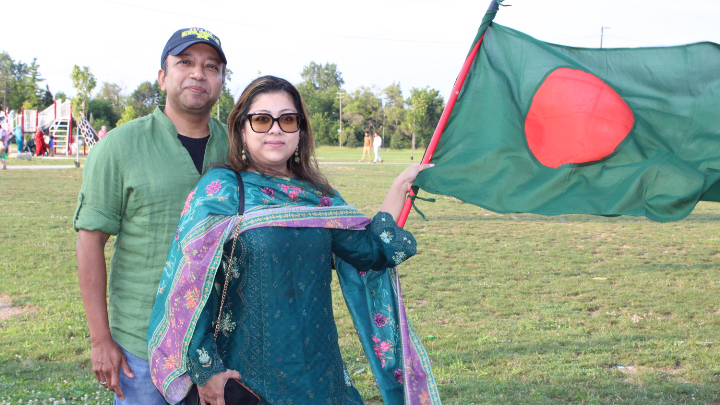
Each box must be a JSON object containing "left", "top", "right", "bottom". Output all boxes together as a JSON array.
[
  {"left": 184, "top": 286, "right": 200, "bottom": 309},
  {"left": 225, "top": 256, "right": 240, "bottom": 279},
  {"left": 373, "top": 313, "right": 387, "bottom": 328},
  {"left": 281, "top": 184, "right": 303, "bottom": 201},
  {"left": 181, "top": 189, "right": 197, "bottom": 216},
  {"left": 392, "top": 251, "right": 407, "bottom": 265},
  {"left": 319, "top": 196, "right": 332, "bottom": 207},
  {"left": 197, "top": 348, "right": 212, "bottom": 367},
  {"left": 205, "top": 180, "right": 222, "bottom": 195},
  {"left": 379, "top": 230, "right": 393, "bottom": 244},
  {"left": 261, "top": 187, "right": 275, "bottom": 197},
  {"left": 372, "top": 336, "right": 394, "bottom": 368},
  {"left": 220, "top": 311, "right": 236, "bottom": 337},
  {"left": 394, "top": 369, "right": 403, "bottom": 385},
  {"left": 164, "top": 354, "right": 179, "bottom": 370}
]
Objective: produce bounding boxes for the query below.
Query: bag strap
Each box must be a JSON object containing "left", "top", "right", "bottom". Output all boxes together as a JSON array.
[
  {"left": 235, "top": 170, "right": 245, "bottom": 215},
  {"left": 213, "top": 171, "right": 245, "bottom": 341}
]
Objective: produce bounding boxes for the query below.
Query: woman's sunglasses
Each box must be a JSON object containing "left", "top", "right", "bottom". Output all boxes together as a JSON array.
[{"left": 246, "top": 113, "right": 303, "bottom": 133}]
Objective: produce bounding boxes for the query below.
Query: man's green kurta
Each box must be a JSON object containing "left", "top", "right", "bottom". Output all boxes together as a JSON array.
[{"left": 74, "top": 107, "right": 228, "bottom": 359}]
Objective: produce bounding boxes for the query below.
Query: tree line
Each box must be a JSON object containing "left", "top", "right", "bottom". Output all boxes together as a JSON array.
[
  {"left": 1, "top": 52, "right": 444, "bottom": 148},
  {"left": 297, "top": 62, "right": 444, "bottom": 149}
]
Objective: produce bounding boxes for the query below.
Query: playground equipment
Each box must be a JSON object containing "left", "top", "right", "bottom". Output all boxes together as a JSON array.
[{"left": 4, "top": 100, "right": 98, "bottom": 155}]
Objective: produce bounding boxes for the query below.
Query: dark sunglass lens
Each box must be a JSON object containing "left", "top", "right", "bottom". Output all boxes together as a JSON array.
[
  {"left": 279, "top": 114, "right": 300, "bottom": 132},
  {"left": 251, "top": 114, "right": 272, "bottom": 132}
]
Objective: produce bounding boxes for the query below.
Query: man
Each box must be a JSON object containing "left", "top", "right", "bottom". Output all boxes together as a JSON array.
[
  {"left": 74, "top": 27, "right": 229, "bottom": 404},
  {"left": 359, "top": 131, "right": 372, "bottom": 162},
  {"left": 373, "top": 132, "right": 383, "bottom": 163}
]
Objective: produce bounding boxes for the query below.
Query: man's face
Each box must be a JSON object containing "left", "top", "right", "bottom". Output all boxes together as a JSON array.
[{"left": 158, "top": 43, "right": 224, "bottom": 116}]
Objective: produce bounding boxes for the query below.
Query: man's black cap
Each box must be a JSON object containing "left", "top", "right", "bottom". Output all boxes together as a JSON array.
[{"left": 161, "top": 28, "right": 227, "bottom": 67}]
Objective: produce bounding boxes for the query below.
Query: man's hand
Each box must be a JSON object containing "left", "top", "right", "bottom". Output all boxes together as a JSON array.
[
  {"left": 77, "top": 230, "right": 133, "bottom": 397},
  {"left": 91, "top": 338, "right": 134, "bottom": 399}
]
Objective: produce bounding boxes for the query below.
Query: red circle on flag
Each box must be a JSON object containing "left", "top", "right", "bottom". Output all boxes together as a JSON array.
[{"left": 525, "top": 68, "right": 634, "bottom": 169}]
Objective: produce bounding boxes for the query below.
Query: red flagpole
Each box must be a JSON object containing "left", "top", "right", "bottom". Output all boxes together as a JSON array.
[{"left": 397, "top": 34, "right": 486, "bottom": 228}]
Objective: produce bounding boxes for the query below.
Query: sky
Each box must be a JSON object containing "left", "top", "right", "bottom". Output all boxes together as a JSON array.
[{"left": 3, "top": 0, "right": 719, "bottom": 102}]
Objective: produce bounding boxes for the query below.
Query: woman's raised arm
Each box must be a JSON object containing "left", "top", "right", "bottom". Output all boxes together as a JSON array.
[{"left": 379, "top": 163, "right": 434, "bottom": 222}]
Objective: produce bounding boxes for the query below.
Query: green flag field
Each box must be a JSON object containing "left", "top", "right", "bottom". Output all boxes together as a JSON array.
[{"left": 1, "top": 148, "right": 719, "bottom": 404}]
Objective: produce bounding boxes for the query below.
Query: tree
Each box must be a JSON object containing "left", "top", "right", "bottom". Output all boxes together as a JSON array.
[
  {"left": 96, "top": 82, "right": 124, "bottom": 108},
  {"left": 213, "top": 69, "right": 235, "bottom": 125},
  {"left": 130, "top": 81, "right": 163, "bottom": 117},
  {"left": 297, "top": 62, "right": 344, "bottom": 146},
  {"left": 308, "top": 112, "right": 338, "bottom": 146},
  {"left": 40, "top": 85, "right": 54, "bottom": 110},
  {"left": 21, "top": 59, "right": 45, "bottom": 110},
  {"left": 405, "top": 87, "right": 444, "bottom": 148},
  {"left": 55, "top": 91, "right": 68, "bottom": 102},
  {"left": 300, "top": 62, "right": 344, "bottom": 92},
  {"left": 88, "top": 99, "right": 121, "bottom": 130},
  {"left": 342, "top": 86, "right": 383, "bottom": 146},
  {"left": 71, "top": 65, "right": 97, "bottom": 122},
  {"left": 383, "top": 82, "right": 407, "bottom": 148},
  {"left": 116, "top": 105, "right": 138, "bottom": 127},
  {"left": 0, "top": 52, "right": 46, "bottom": 111}
]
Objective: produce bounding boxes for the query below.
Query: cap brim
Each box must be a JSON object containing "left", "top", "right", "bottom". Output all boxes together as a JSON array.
[{"left": 167, "top": 40, "right": 227, "bottom": 64}]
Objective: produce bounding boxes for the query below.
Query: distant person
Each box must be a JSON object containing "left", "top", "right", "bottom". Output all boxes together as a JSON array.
[
  {"left": 373, "top": 132, "right": 383, "bottom": 163},
  {"left": 48, "top": 134, "right": 55, "bottom": 156},
  {"left": 97, "top": 125, "right": 108, "bottom": 140},
  {"left": 74, "top": 27, "right": 229, "bottom": 404},
  {"left": 0, "top": 126, "right": 8, "bottom": 169},
  {"left": 359, "top": 132, "right": 372, "bottom": 162},
  {"left": 23, "top": 136, "right": 36, "bottom": 155},
  {"left": 34, "top": 128, "right": 48, "bottom": 156},
  {"left": 14, "top": 125, "right": 24, "bottom": 153}
]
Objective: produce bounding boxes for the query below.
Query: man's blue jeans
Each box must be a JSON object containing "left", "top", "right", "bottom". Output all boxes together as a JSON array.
[{"left": 114, "top": 345, "right": 185, "bottom": 405}]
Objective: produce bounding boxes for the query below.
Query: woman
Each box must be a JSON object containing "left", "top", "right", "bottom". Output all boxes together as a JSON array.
[
  {"left": 14, "top": 125, "right": 24, "bottom": 153},
  {"left": 148, "top": 76, "right": 438, "bottom": 405},
  {"left": 34, "top": 127, "right": 47, "bottom": 156}
]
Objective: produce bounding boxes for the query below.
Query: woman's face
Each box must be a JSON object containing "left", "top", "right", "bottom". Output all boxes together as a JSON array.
[{"left": 243, "top": 91, "right": 301, "bottom": 177}]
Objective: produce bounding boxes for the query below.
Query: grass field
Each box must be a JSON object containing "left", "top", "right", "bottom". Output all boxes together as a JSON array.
[{"left": 1, "top": 147, "right": 719, "bottom": 404}]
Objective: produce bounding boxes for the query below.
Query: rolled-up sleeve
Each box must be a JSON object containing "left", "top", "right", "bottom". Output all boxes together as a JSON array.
[{"left": 73, "top": 138, "right": 124, "bottom": 235}]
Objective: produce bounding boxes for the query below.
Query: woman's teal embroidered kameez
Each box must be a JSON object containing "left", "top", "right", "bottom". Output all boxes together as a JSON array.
[{"left": 149, "top": 168, "right": 441, "bottom": 404}]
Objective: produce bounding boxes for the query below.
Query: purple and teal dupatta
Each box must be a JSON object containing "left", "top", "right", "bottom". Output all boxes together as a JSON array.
[{"left": 147, "top": 168, "right": 441, "bottom": 404}]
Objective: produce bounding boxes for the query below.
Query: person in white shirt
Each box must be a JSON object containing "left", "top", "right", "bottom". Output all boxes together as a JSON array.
[{"left": 373, "top": 132, "right": 383, "bottom": 163}]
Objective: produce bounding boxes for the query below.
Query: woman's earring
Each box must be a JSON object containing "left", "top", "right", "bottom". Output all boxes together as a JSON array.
[
  {"left": 294, "top": 147, "right": 300, "bottom": 164},
  {"left": 242, "top": 147, "right": 247, "bottom": 162}
]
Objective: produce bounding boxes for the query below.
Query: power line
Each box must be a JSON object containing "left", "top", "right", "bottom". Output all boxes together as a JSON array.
[{"left": 98, "top": 0, "right": 471, "bottom": 45}]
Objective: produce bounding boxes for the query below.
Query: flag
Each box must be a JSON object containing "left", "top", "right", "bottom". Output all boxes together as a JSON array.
[{"left": 413, "top": 18, "right": 720, "bottom": 222}]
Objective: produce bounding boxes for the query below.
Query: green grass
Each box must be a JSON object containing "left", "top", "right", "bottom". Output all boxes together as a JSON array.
[
  {"left": 315, "top": 145, "right": 424, "bottom": 163},
  {"left": 6, "top": 155, "right": 84, "bottom": 166},
  {"left": 1, "top": 147, "right": 719, "bottom": 404}
]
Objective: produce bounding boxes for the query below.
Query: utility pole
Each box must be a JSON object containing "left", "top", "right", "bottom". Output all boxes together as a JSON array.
[
  {"left": 336, "top": 91, "right": 344, "bottom": 148},
  {"left": 2, "top": 78, "right": 7, "bottom": 111},
  {"left": 382, "top": 106, "right": 385, "bottom": 143},
  {"left": 411, "top": 115, "right": 416, "bottom": 161},
  {"left": 600, "top": 26, "right": 610, "bottom": 49}
]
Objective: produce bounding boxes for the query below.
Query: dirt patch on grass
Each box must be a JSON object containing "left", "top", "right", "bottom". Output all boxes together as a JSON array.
[
  {"left": 0, "top": 294, "right": 28, "bottom": 320},
  {"left": 616, "top": 364, "right": 686, "bottom": 383}
]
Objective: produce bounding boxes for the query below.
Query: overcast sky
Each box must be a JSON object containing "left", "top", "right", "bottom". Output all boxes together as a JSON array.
[{"left": 3, "top": 0, "right": 719, "bottom": 102}]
